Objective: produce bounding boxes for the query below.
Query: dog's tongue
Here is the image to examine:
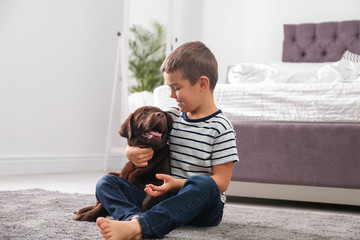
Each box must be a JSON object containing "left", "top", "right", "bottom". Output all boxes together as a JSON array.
[{"left": 149, "top": 131, "right": 162, "bottom": 138}]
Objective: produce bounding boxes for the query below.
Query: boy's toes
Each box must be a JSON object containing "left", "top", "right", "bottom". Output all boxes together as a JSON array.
[{"left": 96, "top": 217, "right": 107, "bottom": 227}]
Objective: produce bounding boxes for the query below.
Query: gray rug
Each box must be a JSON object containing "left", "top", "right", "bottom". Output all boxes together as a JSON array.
[{"left": 0, "top": 189, "right": 359, "bottom": 240}]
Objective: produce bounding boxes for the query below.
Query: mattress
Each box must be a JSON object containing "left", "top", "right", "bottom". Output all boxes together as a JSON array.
[{"left": 153, "top": 83, "right": 360, "bottom": 123}]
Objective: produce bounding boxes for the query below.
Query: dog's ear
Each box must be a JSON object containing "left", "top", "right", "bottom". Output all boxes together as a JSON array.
[
  {"left": 164, "top": 111, "right": 174, "bottom": 132},
  {"left": 119, "top": 113, "right": 133, "bottom": 140}
]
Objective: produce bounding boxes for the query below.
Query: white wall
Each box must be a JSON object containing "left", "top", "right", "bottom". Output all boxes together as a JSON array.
[
  {"left": 1, "top": 0, "right": 359, "bottom": 175},
  {"left": 0, "top": 0, "right": 125, "bottom": 174},
  {"left": 128, "top": 0, "right": 203, "bottom": 47},
  {"left": 200, "top": 0, "right": 360, "bottom": 82},
  {"left": 131, "top": 0, "right": 360, "bottom": 83}
]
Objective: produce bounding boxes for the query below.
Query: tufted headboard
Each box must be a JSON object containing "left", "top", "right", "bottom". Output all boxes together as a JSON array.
[{"left": 282, "top": 20, "right": 360, "bottom": 62}]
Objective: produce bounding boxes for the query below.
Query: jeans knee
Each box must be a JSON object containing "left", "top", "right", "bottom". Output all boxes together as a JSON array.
[
  {"left": 185, "top": 175, "right": 218, "bottom": 193},
  {"left": 95, "top": 174, "right": 117, "bottom": 195}
]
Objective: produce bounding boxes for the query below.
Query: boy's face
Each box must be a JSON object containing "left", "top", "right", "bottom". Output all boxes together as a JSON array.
[{"left": 164, "top": 71, "right": 202, "bottom": 114}]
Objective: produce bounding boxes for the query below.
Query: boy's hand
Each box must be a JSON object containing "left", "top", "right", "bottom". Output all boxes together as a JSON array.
[
  {"left": 125, "top": 145, "right": 154, "bottom": 167},
  {"left": 144, "top": 174, "right": 185, "bottom": 197}
]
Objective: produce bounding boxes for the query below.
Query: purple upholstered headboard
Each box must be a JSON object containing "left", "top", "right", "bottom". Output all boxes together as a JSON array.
[{"left": 282, "top": 20, "right": 360, "bottom": 62}]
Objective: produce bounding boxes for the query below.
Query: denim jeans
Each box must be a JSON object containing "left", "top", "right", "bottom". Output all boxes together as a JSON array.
[{"left": 95, "top": 175, "right": 224, "bottom": 239}]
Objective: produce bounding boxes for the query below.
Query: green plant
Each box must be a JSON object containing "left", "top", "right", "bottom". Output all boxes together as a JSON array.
[{"left": 128, "top": 20, "right": 166, "bottom": 93}]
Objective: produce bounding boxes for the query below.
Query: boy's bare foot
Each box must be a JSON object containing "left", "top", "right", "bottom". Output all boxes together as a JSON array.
[{"left": 96, "top": 217, "right": 142, "bottom": 240}]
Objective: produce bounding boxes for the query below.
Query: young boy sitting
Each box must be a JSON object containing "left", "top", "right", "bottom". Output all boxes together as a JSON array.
[{"left": 96, "top": 41, "right": 239, "bottom": 240}]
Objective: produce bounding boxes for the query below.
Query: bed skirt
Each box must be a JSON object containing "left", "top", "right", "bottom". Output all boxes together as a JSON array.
[{"left": 231, "top": 121, "right": 360, "bottom": 189}]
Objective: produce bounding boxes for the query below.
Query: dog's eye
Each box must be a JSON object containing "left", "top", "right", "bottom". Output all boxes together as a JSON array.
[{"left": 142, "top": 111, "right": 149, "bottom": 116}]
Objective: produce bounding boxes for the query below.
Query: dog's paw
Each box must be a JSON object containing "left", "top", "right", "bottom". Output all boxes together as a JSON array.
[
  {"left": 74, "top": 204, "right": 110, "bottom": 222},
  {"left": 74, "top": 212, "right": 97, "bottom": 222},
  {"left": 74, "top": 205, "right": 95, "bottom": 215}
]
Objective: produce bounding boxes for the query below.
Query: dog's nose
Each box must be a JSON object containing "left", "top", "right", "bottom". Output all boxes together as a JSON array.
[{"left": 155, "top": 112, "right": 163, "bottom": 117}]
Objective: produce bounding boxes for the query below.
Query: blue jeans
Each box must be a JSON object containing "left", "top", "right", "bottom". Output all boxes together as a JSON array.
[{"left": 95, "top": 175, "right": 224, "bottom": 239}]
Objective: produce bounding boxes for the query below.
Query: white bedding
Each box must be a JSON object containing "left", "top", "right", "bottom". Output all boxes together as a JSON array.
[
  {"left": 228, "top": 61, "right": 360, "bottom": 84},
  {"left": 153, "top": 83, "right": 360, "bottom": 123}
]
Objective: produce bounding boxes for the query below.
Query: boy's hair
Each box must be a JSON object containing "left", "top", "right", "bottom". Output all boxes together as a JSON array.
[{"left": 161, "top": 41, "right": 218, "bottom": 91}]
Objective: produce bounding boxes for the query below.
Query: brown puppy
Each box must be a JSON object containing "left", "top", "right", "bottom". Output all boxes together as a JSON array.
[{"left": 74, "top": 106, "right": 173, "bottom": 222}]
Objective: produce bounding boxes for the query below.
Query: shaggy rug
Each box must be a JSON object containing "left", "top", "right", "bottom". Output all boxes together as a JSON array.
[{"left": 0, "top": 189, "right": 359, "bottom": 240}]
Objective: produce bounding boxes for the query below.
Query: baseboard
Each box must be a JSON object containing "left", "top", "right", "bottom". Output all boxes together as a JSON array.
[
  {"left": 0, "top": 148, "right": 127, "bottom": 176},
  {"left": 227, "top": 181, "right": 360, "bottom": 206}
]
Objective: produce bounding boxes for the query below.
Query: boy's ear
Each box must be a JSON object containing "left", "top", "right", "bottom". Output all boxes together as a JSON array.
[{"left": 199, "top": 76, "right": 210, "bottom": 91}]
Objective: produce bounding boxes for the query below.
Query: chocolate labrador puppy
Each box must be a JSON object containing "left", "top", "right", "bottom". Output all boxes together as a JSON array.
[{"left": 74, "top": 106, "right": 173, "bottom": 222}]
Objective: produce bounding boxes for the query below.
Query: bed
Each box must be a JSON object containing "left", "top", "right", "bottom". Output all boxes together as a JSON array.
[{"left": 153, "top": 20, "right": 360, "bottom": 206}]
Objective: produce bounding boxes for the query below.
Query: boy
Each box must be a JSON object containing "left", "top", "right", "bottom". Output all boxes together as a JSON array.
[{"left": 96, "top": 41, "right": 239, "bottom": 239}]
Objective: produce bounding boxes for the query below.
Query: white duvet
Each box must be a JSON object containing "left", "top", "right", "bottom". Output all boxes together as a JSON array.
[
  {"left": 154, "top": 83, "right": 360, "bottom": 123},
  {"left": 228, "top": 60, "right": 360, "bottom": 84}
]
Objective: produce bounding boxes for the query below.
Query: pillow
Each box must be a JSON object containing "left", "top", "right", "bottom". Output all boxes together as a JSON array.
[
  {"left": 228, "top": 63, "right": 277, "bottom": 84},
  {"left": 341, "top": 50, "right": 360, "bottom": 62},
  {"left": 268, "top": 61, "right": 332, "bottom": 72},
  {"left": 327, "top": 60, "right": 360, "bottom": 83}
]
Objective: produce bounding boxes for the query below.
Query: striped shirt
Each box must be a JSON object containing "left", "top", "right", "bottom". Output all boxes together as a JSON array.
[{"left": 167, "top": 107, "right": 239, "bottom": 180}]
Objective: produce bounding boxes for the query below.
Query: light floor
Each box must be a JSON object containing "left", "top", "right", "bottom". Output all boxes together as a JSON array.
[
  {"left": 0, "top": 171, "right": 359, "bottom": 216},
  {"left": 0, "top": 171, "right": 105, "bottom": 195}
]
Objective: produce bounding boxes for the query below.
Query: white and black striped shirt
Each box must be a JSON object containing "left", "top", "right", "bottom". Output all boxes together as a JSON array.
[{"left": 167, "top": 107, "right": 239, "bottom": 180}]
